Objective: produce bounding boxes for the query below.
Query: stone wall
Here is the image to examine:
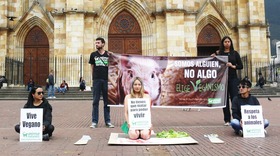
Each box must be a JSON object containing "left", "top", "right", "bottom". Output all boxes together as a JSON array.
[{"left": 0, "top": 0, "right": 270, "bottom": 84}]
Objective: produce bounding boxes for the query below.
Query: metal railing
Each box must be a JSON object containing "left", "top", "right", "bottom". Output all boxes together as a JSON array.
[{"left": 4, "top": 55, "right": 92, "bottom": 87}]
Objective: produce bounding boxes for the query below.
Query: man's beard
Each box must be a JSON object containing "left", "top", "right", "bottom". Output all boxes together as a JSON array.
[{"left": 96, "top": 46, "right": 102, "bottom": 50}]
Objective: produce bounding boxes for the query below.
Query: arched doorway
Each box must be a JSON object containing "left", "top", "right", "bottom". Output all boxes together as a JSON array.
[
  {"left": 197, "top": 24, "right": 221, "bottom": 56},
  {"left": 24, "top": 26, "right": 49, "bottom": 86},
  {"left": 108, "top": 10, "right": 142, "bottom": 55}
]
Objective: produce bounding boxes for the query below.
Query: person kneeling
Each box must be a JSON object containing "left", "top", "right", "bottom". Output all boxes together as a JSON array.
[
  {"left": 14, "top": 86, "right": 55, "bottom": 141},
  {"left": 123, "top": 77, "right": 152, "bottom": 140},
  {"left": 230, "top": 77, "right": 269, "bottom": 136}
]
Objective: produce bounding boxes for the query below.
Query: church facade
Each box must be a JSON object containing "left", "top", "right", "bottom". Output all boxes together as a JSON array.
[{"left": 0, "top": 0, "right": 270, "bottom": 87}]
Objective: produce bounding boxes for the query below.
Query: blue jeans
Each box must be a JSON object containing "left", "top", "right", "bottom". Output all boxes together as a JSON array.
[
  {"left": 92, "top": 79, "right": 110, "bottom": 124},
  {"left": 58, "top": 87, "right": 66, "bottom": 93},
  {"left": 231, "top": 118, "right": 269, "bottom": 133},
  {"left": 48, "top": 85, "right": 55, "bottom": 97}
]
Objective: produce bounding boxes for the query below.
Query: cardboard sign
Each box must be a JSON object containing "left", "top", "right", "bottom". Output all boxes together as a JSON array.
[
  {"left": 127, "top": 98, "right": 151, "bottom": 130},
  {"left": 20, "top": 108, "right": 43, "bottom": 142},
  {"left": 108, "top": 133, "right": 198, "bottom": 145},
  {"left": 241, "top": 105, "right": 265, "bottom": 138}
]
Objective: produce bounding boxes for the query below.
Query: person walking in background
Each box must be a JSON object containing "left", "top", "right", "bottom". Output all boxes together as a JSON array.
[
  {"left": 47, "top": 70, "right": 56, "bottom": 99},
  {"left": 14, "top": 85, "right": 55, "bottom": 141},
  {"left": 79, "top": 77, "right": 86, "bottom": 91},
  {"left": 256, "top": 73, "right": 265, "bottom": 88},
  {"left": 123, "top": 77, "right": 152, "bottom": 140},
  {"left": 212, "top": 36, "right": 243, "bottom": 126},
  {"left": 27, "top": 78, "right": 35, "bottom": 91},
  {"left": 231, "top": 77, "right": 269, "bottom": 136},
  {"left": 88, "top": 37, "right": 114, "bottom": 128}
]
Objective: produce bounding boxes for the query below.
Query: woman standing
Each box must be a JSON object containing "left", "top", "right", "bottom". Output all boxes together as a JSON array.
[
  {"left": 15, "top": 86, "right": 54, "bottom": 141},
  {"left": 123, "top": 77, "right": 152, "bottom": 140},
  {"left": 212, "top": 36, "right": 243, "bottom": 126}
]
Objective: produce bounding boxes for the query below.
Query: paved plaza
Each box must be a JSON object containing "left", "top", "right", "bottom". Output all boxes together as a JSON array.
[{"left": 0, "top": 98, "right": 279, "bottom": 156}]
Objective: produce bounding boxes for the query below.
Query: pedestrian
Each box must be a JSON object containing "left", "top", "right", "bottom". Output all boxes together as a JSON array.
[
  {"left": 231, "top": 77, "right": 269, "bottom": 136},
  {"left": 47, "top": 70, "right": 56, "bottom": 99},
  {"left": 88, "top": 37, "right": 114, "bottom": 128},
  {"left": 212, "top": 36, "right": 243, "bottom": 126},
  {"left": 256, "top": 73, "right": 265, "bottom": 88},
  {"left": 14, "top": 85, "right": 55, "bottom": 141},
  {"left": 27, "top": 78, "right": 35, "bottom": 91},
  {"left": 79, "top": 77, "right": 86, "bottom": 91},
  {"left": 123, "top": 77, "right": 152, "bottom": 140}
]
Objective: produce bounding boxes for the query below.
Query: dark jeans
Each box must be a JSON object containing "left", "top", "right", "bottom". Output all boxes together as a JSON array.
[
  {"left": 92, "top": 79, "right": 111, "bottom": 124},
  {"left": 223, "top": 78, "right": 239, "bottom": 123},
  {"left": 15, "top": 124, "right": 55, "bottom": 136}
]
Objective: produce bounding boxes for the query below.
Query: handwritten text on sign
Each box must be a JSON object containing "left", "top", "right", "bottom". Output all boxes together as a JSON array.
[
  {"left": 241, "top": 105, "right": 265, "bottom": 138},
  {"left": 128, "top": 98, "right": 151, "bottom": 130}
]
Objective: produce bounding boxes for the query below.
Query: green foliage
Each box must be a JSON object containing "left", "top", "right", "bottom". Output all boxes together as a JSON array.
[{"left": 156, "top": 129, "right": 189, "bottom": 138}]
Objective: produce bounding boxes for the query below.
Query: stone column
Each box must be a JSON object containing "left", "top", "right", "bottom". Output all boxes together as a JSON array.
[{"left": 165, "top": 0, "right": 185, "bottom": 56}]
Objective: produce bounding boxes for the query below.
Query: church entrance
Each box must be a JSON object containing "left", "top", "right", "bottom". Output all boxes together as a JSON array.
[
  {"left": 197, "top": 24, "right": 221, "bottom": 56},
  {"left": 24, "top": 26, "right": 49, "bottom": 86},
  {"left": 108, "top": 10, "right": 142, "bottom": 55}
]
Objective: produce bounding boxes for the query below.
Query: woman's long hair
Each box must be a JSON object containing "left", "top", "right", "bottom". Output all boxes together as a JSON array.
[
  {"left": 219, "top": 36, "right": 234, "bottom": 52},
  {"left": 130, "top": 77, "right": 144, "bottom": 98},
  {"left": 26, "top": 85, "right": 43, "bottom": 106}
]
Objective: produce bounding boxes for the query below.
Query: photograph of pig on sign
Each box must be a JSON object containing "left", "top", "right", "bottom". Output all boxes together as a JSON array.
[{"left": 108, "top": 53, "right": 228, "bottom": 108}]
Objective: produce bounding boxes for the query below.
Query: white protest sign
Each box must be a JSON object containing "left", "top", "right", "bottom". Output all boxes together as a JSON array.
[
  {"left": 128, "top": 98, "right": 151, "bottom": 130},
  {"left": 20, "top": 108, "right": 43, "bottom": 142},
  {"left": 241, "top": 105, "right": 265, "bottom": 138}
]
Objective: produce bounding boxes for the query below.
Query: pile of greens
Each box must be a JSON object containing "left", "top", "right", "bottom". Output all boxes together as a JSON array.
[{"left": 156, "top": 129, "right": 189, "bottom": 138}]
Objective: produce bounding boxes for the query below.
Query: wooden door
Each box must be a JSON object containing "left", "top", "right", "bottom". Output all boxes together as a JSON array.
[
  {"left": 197, "top": 24, "right": 221, "bottom": 56},
  {"left": 24, "top": 26, "right": 49, "bottom": 86},
  {"left": 108, "top": 10, "right": 142, "bottom": 55}
]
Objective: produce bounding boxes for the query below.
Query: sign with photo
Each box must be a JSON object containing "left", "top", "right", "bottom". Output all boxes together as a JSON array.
[
  {"left": 241, "top": 105, "right": 265, "bottom": 138},
  {"left": 127, "top": 98, "right": 151, "bottom": 130},
  {"left": 20, "top": 108, "right": 43, "bottom": 142},
  {"left": 108, "top": 54, "right": 228, "bottom": 108}
]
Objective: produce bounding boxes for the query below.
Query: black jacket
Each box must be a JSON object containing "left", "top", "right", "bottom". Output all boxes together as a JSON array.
[
  {"left": 23, "top": 98, "right": 53, "bottom": 127},
  {"left": 231, "top": 94, "right": 260, "bottom": 121}
]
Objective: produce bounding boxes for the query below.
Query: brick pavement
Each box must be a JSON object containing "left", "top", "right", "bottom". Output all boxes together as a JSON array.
[{"left": 0, "top": 98, "right": 279, "bottom": 156}]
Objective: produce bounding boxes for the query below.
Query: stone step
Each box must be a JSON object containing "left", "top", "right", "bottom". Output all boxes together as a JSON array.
[{"left": 0, "top": 86, "right": 278, "bottom": 100}]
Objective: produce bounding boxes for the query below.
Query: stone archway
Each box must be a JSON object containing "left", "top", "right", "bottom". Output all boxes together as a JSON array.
[
  {"left": 197, "top": 24, "right": 221, "bottom": 56},
  {"left": 108, "top": 10, "right": 142, "bottom": 55},
  {"left": 24, "top": 26, "right": 49, "bottom": 86}
]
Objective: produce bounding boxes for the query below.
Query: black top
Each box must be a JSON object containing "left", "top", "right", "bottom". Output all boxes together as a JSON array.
[
  {"left": 218, "top": 50, "right": 243, "bottom": 79},
  {"left": 23, "top": 98, "right": 53, "bottom": 127},
  {"left": 88, "top": 51, "right": 109, "bottom": 80},
  {"left": 231, "top": 94, "right": 260, "bottom": 121},
  {"left": 48, "top": 74, "right": 54, "bottom": 85}
]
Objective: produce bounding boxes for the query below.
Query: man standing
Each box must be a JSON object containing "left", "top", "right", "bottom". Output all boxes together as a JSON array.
[
  {"left": 47, "top": 70, "right": 56, "bottom": 99},
  {"left": 89, "top": 37, "right": 114, "bottom": 128},
  {"left": 231, "top": 77, "right": 269, "bottom": 136}
]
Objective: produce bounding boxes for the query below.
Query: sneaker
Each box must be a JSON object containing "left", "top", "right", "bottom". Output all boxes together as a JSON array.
[
  {"left": 42, "top": 134, "right": 49, "bottom": 141},
  {"left": 47, "top": 96, "right": 52, "bottom": 99},
  {"left": 106, "top": 123, "right": 115, "bottom": 128},
  {"left": 238, "top": 130, "right": 243, "bottom": 137},
  {"left": 52, "top": 96, "right": 56, "bottom": 98},
  {"left": 90, "top": 122, "right": 97, "bottom": 128},
  {"left": 224, "top": 122, "right": 230, "bottom": 126}
]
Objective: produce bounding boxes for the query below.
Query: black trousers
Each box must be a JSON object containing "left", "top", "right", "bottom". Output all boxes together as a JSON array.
[
  {"left": 15, "top": 124, "right": 55, "bottom": 137},
  {"left": 223, "top": 78, "right": 239, "bottom": 123}
]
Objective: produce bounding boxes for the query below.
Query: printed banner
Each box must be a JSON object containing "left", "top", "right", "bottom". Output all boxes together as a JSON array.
[
  {"left": 20, "top": 108, "right": 43, "bottom": 142},
  {"left": 108, "top": 54, "right": 228, "bottom": 108}
]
